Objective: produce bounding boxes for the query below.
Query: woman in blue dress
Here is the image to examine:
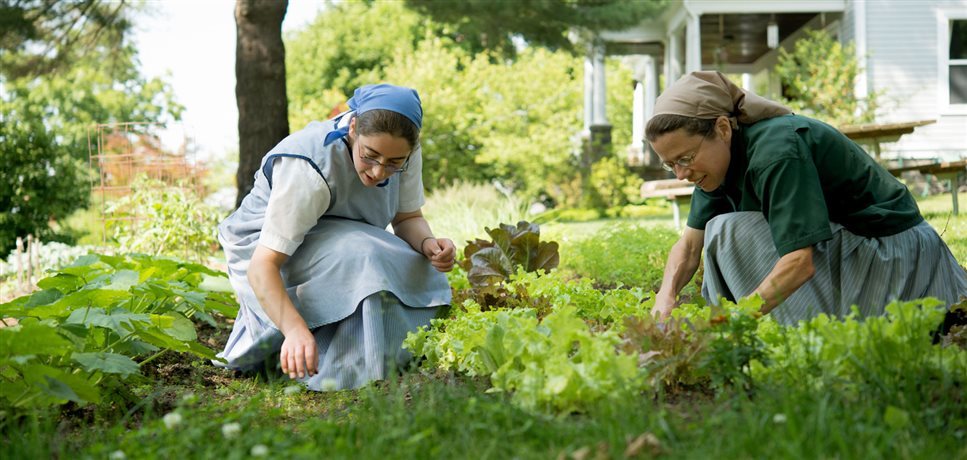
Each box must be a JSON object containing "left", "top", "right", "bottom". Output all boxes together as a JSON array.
[{"left": 215, "top": 84, "right": 454, "bottom": 390}]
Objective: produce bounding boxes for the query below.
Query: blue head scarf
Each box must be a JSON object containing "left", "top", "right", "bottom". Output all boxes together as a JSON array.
[{"left": 324, "top": 83, "right": 422, "bottom": 146}]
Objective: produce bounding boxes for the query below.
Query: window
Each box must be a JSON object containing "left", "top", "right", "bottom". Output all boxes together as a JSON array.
[{"left": 950, "top": 20, "right": 967, "bottom": 105}]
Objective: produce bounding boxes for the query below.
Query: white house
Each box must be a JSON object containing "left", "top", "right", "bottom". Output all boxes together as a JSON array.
[{"left": 587, "top": 0, "right": 967, "bottom": 167}]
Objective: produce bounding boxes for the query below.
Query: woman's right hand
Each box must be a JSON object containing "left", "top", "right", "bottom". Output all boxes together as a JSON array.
[
  {"left": 651, "top": 294, "right": 679, "bottom": 322},
  {"left": 280, "top": 324, "right": 318, "bottom": 379}
]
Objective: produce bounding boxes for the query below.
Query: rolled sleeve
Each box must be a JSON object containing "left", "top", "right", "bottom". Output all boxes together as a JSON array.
[
  {"left": 398, "top": 144, "right": 426, "bottom": 213},
  {"left": 259, "top": 157, "right": 331, "bottom": 255}
]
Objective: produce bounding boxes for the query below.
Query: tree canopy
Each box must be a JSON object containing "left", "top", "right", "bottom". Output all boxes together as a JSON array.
[
  {"left": 0, "top": 0, "right": 133, "bottom": 78},
  {"left": 405, "top": 0, "right": 667, "bottom": 56},
  {"left": 286, "top": 1, "right": 636, "bottom": 206},
  {"left": 0, "top": 0, "right": 181, "bottom": 252}
]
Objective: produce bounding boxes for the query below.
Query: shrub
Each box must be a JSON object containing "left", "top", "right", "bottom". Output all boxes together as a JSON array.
[
  {"left": 421, "top": 181, "right": 528, "bottom": 248},
  {"left": 560, "top": 223, "right": 683, "bottom": 291},
  {"left": 104, "top": 176, "right": 223, "bottom": 263}
]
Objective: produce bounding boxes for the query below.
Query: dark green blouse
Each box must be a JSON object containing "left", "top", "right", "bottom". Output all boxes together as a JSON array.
[{"left": 686, "top": 114, "right": 923, "bottom": 256}]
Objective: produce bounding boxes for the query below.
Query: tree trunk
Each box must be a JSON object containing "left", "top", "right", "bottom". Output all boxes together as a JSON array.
[{"left": 234, "top": 0, "right": 289, "bottom": 208}]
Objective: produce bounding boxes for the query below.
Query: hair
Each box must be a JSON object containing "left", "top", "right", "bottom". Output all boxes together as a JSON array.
[
  {"left": 645, "top": 114, "right": 717, "bottom": 142},
  {"left": 354, "top": 109, "right": 420, "bottom": 148}
]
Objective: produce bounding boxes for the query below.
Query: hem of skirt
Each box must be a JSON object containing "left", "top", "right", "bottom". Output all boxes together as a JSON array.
[{"left": 300, "top": 289, "right": 449, "bottom": 330}]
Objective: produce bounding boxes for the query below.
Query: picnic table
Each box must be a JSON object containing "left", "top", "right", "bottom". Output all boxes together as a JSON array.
[
  {"left": 839, "top": 119, "right": 936, "bottom": 162},
  {"left": 885, "top": 160, "right": 966, "bottom": 215},
  {"left": 640, "top": 178, "right": 694, "bottom": 229},
  {"left": 839, "top": 119, "right": 964, "bottom": 214}
]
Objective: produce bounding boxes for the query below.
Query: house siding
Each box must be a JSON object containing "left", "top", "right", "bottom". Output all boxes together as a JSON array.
[{"left": 864, "top": 0, "right": 967, "bottom": 160}]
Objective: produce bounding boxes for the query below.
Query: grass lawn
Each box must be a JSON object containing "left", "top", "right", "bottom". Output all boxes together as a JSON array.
[
  {"left": 545, "top": 192, "right": 966, "bottom": 262},
  {"left": 3, "top": 193, "right": 965, "bottom": 460}
]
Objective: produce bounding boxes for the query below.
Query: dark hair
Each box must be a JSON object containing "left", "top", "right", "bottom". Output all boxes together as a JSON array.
[
  {"left": 645, "top": 114, "right": 716, "bottom": 142},
  {"left": 354, "top": 109, "right": 420, "bottom": 148}
]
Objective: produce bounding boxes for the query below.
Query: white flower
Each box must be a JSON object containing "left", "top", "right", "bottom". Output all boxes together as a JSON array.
[
  {"left": 319, "top": 378, "right": 338, "bottom": 392},
  {"left": 221, "top": 422, "right": 241, "bottom": 439},
  {"left": 283, "top": 384, "right": 302, "bottom": 395},
  {"left": 109, "top": 450, "right": 126, "bottom": 460},
  {"left": 773, "top": 413, "right": 787, "bottom": 424},
  {"left": 180, "top": 392, "right": 198, "bottom": 405},
  {"left": 250, "top": 444, "right": 269, "bottom": 457},
  {"left": 162, "top": 412, "right": 183, "bottom": 429}
]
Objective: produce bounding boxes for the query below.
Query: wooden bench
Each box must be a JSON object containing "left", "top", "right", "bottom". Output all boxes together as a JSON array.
[
  {"left": 886, "top": 159, "right": 966, "bottom": 215},
  {"left": 640, "top": 178, "right": 694, "bottom": 228}
]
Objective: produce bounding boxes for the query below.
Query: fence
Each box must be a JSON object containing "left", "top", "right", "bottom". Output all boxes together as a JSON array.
[{"left": 0, "top": 235, "right": 39, "bottom": 302}]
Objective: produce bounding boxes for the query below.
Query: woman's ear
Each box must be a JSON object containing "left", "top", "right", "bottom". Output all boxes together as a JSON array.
[
  {"left": 348, "top": 116, "right": 357, "bottom": 138},
  {"left": 716, "top": 115, "right": 732, "bottom": 143}
]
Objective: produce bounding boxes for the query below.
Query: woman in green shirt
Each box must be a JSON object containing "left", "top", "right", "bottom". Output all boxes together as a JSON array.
[{"left": 647, "top": 71, "right": 965, "bottom": 325}]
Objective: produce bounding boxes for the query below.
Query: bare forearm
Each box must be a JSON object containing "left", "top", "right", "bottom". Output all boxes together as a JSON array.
[
  {"left": 392, "top": 211, "right": 433, "bottom": 253},
  {"left": 656, "top": 228, "right": 704, "bottom": 305},
  {"left": 248, "top": 251, "right": 307, "bottom": 335},
  {"left": 753, "top": 246, "right": 815, "bottom": 314}
]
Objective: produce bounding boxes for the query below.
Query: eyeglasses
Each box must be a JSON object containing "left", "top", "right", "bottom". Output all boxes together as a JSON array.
[
  {"left": 356, "top": 147, "right": 409, "bottom": 174},
  {"left": 660, "top": 136, "right": 706, "bottom": 172}
]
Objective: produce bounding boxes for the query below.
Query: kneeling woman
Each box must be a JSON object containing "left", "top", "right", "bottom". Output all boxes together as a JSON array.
[
  {"left": 216, "top": 84, "right": 454, "bottom": 390},
  {"left": 647, "top": 71, "right": 966, "bottom": 325}
]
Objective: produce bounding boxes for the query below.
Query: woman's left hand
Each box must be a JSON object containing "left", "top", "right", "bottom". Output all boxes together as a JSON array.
[{"left": 422, "top": 237, "right": 456, "bottom": 272}]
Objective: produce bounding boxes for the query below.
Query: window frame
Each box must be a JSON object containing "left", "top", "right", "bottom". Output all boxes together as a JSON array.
[{"left": 939, "top": 12, "right": 967, "bottom": 114}]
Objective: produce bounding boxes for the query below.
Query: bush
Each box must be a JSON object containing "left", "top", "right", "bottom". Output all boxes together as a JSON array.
[
  {"left": 560, "top": 223, "right": 684, "bottom": 291},
  {"left": 775, "top": 29, "right": 879, "bottom": 126},
  {"left": 105, "top": 176, "right": 223, "bottom": 263},
  {"left": 421, "top": 181, "right": 528, "bottom": 248}
]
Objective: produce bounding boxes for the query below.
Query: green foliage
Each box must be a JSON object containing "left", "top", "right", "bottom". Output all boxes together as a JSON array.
[
  {"left": 0, "top": 104, "right": 91, "bottom": 251},
  {"left": 421, "top": 181, "right": 528, "bottom": 248},
  {"left": 698, "top": 297, "right": 769, "bottom": 393},
  {"left": 559, "top": 222, "right": 683, "bottom": 291},
  {"left": 286, "top": 3, "right": 632, "bottom": 205},
  {"left": 752, "top": 298, "right": 966, "bottom": 404},
  {"left": 774, "top": 29, "right": 879, "bottom": 126},
  {"left": 0, "top": 253, "right": 238, "bottom": 411},
  {"left": 382, "top": 42, "right": 587, "bottom": 200},
  {"left": 587, "top": 155, "right": 644, "bottom": 209},
  {"left": 0, "top": 0, "right": 136, "bottom": 78},
  {"left": 405, "top": 0, "right": 667, "bottom": 56},
  {"left": 404, "top": 302, "right": 643, "bottom": 413},
  {"left": 104, "top": 176, "right": 223, "bottom": 263},
  {"left": 0, "top": 14, "right": 182, "bottom": 254},
  {"left": 459, "top": 221, "right": 560, "bottom": 294},
  {"left": 286, "top": 1, "right": 427, "bottom": 126}
]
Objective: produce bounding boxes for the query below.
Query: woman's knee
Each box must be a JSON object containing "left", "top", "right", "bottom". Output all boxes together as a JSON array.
[{"left": 704, "top": 212, "right": 767, "bottom": 248}]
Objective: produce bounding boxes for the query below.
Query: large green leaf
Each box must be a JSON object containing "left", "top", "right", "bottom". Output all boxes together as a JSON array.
[
  {"left": 158, "top": 313, "right": 197, "bottom": 342},
  {"left": 65, "top": 307, "right": 151, "bottom": 336},
  {"left": 0, "top": 320, "right": 71, "bottom": 357},
  {"left": 21, "top": 364, "right": 101, "bottom": 405},
  {"left": 72, "top": 352, "right": 140, "bottom": 377},
  {"left": 24, "top": 288, "right": 64, "bottom": 307},
  {"left": 103, "top": 269, "right": 139, "bottom": 291},
  {"left": 36, "top": 274, "right": 85, "bottom": 293},
  {"left": 467, "top": 247, "right": 514, "bottom": 288},
  {"left": 198, "top": 274, "right": 233, "bottom": 292},
  {"left": 462, "top": 221, "right": 560, "bottom": 292}
]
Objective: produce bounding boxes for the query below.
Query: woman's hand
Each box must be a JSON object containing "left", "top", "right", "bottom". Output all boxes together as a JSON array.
[
  {"left": 279, "top": 324, "right": 318, "bottom": 379},
  {"left": 421, "top": 237, "right": 456, "bottom": 272},
  {"left": 651, "top": 294, "right": 679, "bottom": 321}
]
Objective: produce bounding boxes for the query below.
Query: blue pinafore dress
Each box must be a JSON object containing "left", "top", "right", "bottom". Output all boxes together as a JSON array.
[{"left": 214, "top": 116, "right": 451, "bottom": 390}]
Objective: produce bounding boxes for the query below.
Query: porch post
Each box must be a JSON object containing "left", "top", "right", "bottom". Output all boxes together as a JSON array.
[
  {"left": 685, "top": 13, "right": 702, "bottom": 72},
  {"left": 667, "top": 29, "right": 682, "bottom": 85}
]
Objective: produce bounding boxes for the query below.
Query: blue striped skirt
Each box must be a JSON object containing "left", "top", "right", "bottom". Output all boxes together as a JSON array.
[{"left": 702, "top": 212, "right": 966, "bottom": 325}]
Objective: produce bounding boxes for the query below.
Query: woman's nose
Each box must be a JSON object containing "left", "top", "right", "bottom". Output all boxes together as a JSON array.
[
  {"left": 372, "top": 163, "right": 390, "bottom": 176},
  {"left": 673, "top": 165, "right": 689, "bottom": 180}
]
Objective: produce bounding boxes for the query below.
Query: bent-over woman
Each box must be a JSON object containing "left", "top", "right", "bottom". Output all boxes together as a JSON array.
[
  {"left": 216, "top": 84, "right": 454, "bottom": 390},
  {"left": 647, "top": 71, "right": 966, "bottom": 325}
]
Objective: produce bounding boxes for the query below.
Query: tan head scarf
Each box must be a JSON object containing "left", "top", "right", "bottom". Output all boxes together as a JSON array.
[{"left": 653, "top": 71, "right": 791, "bottom": 123}]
